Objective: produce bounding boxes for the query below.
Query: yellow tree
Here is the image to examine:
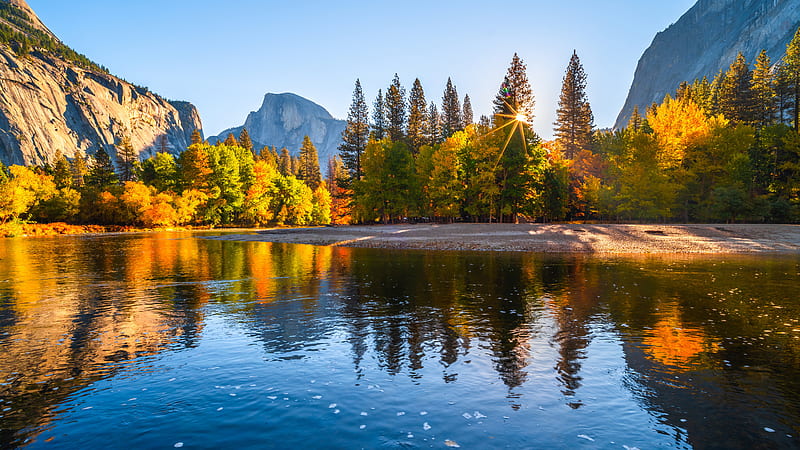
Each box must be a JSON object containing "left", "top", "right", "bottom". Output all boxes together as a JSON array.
[{"left": 648, "top": 96, "right": 726, "bottom": 170}]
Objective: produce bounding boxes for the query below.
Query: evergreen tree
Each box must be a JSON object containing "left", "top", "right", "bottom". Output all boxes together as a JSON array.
[
  {"left": 371, "top": 89, "right": 386, "bottom": 140},
  {"left": 238, "top": 128, "right": 254, "bottom": 153},
  {"left": 628, "top": 106, "right": 643, "bottom": 131},
  {"left": 191, "top": 129, "right": 203, "bottom": 145},
  {"left": 493, "top": 53, "right": 535, "bottom": 123},
  {"left": 115, "top": 136, "right": 137, "bottom": 182},
  {"left": 752, "top": 50, "right": 776, "bottom": 128},
  {"left": 782, "top": 27, "right": 800, "bottom": 130},
  {"left": 158, "top": 135, "right": 169, "bottom": 154},
  {"left": 338, "top": 79, "right": 370, "bottom": 181},
  {"left": 407, "top": 78, "right": 429, "bottom": 154},
  {"left": 691, "top": 76, "right": 713, "bottom": 112},
  {"left": 441, "top": 77, "right": 462, "bottom": 138},
  {"left": 297, "top": 136, "right": 322, "bottom": 191},
  {"left": 718, "top": 52, "right": 756, "bottom": 124},
  {"left": 385, "top": 74, "right": 407, "bottom": 141},
  {"left": 553, "top": 50, "right": 594, "bottom": 159},
  {"left": 224, "top": 133, "right": 239, "bottom": 147},
  {"left": 52, "top": 150, "right": 72, "bottom": 189},
  {"left": 71, "top": 150, "right": 88, "bottom": 187},
  {"left": 428, "top": 102, "right": 442, "bottom": 145},
  {"left": 278, "top": 148, "right": 292, "bottom": 176},
  {"left": 462, "top": 94, "right": 474, "bottom": 128},
  {"left": 86, "top": 147, "right": 118, "bottom": 188}
]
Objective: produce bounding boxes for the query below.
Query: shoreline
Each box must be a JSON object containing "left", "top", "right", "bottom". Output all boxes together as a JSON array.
[{"left": 202, "top": 223, "right": 800, "bottom": 254}]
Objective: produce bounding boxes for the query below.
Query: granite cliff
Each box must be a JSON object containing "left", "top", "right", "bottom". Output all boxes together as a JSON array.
[
  {"left": 0, "top": 0, "right": 202, "bottom": 166},
  {"left": 210, "top": 93, "right": 345, "bottom": 166},
  {"left": 616, "top": 0, "right": 800, "bottom": 129}
]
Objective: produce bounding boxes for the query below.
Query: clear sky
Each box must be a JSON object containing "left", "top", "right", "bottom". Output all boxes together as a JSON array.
[{"left": 29, "top": 0, "right": 696, "bottom": 140}]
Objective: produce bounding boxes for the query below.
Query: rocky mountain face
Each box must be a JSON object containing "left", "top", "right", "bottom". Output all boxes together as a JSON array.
[
  {"left": 0, "top": 0, "right": 202, "bottom": 166},
  {"left": 210, "top": 93, "right": 345, "bottom": 167},
  {"left": 616, "top": 0, "right": 800, "bottom": 129}
]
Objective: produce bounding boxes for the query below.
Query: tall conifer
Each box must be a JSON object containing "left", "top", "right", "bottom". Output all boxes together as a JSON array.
[
  {"left": 493, "top": 53, "right": 535, "bottom": 122},
  {"left": 462, "top": 94, "right": 474, "bottom": 128},
  {"left": 339, "top": 79, "right": 370, "bottom": 181},
  {"left": 781, "top": 27, "right": 800, "bottom": 130},
  {"left": 372, "top": 89, "right": 386, "bottom": 140},
  {"left": 297, "top": 136, "right": 322, "bottom": 191},
  {"left": 752, "top": 50, "right": 776, "bottom": 128},
  {"left": 238, "top": 128, "right": 254, "bottom": 153},
  {"left": 407, "top": 78, "right": 429, "bottom": 153},
  {"left": 554, "top": 51, "right": 594, "bottom": 159},
  {"left": 428, "top": 102, "right": 442, "bottom": 145},
  {"left": 718, "top": 53, "right": 756, "bottom": 124},
  {"left": 86, "top": 147, "right": 118, "bottom": 188},
  {"left": 115, "top": 135, "right": 137, "bottom": 182},
  {"left": 385, "top": 74, "right": 407, "bottom": 141},
  {"left": 441, "top": 78, "right": 462, "bottom": 138}
]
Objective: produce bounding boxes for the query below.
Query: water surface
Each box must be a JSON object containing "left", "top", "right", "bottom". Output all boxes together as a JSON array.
[{"left": 0, "top": 232, "right": 799, "bottom": 448}]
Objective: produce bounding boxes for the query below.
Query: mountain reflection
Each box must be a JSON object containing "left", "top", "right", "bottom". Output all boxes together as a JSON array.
[{"left": 1, "top": 234, "right": 800, "bottom": 448}]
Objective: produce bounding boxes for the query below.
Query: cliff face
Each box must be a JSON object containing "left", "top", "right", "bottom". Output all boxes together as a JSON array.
[
  {"left": 616, "top": 0, "right": 800, "bottom": 129},
  {"left": 210, "top": 93, "right": 345, "bottom": 166},
  {"left": 0, "top": 0, "right": 202, "bottom": 165}
]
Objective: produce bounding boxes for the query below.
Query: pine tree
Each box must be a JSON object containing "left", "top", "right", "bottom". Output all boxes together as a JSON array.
[
  {"left": 385, "top": 74, "right": 407, "bottom": 141},
  {"left": 190, "top": 129, "right": 203, "bottom": 145},
  {"left": 782, "top": 27, "right": 800, "bottom": 130},
  {"left": 71, "top": 150, "right": 88, "bottom": 187},
  {"left": 297, "top": 136, "right": 322, "bottom": 191},
  {"left": 554, "top": 51, "right": 594, "bottom": 159},
  {"left": 158, "top": 134, "right": 169, "bottom": 154},
  {"left": 691, "top": 76, "right": 713, "bottom": 113},
  {"left": 752, "top": 50, "right": 776, "bottom": 128},
  {"left": 718, "top": 52, "right": 756, "bottom": 124},
  {"left": 428, "top": 102, "right": 442, "bottom": 145},
  {"left": 371, "top": 89, "right": 386, "bottom": 140},
  {"left": 441, "top": 77, "right": 462, "bottom": 138},
  {"left": 462, "top": 94, "right": 474, "bottom": 128},
  {"left": 278, "top": 148, "right": 292, "bottom": 176},
  {"left": 238, "top": 128, "right": 254, "bottom": 153},
  {"left": 493, "top": 53, "right": 535, "bottom": 123},
  {"left": 86, "top": 147, "right": 118, "bottom": 188},
  {"left": 224, "top": 133, "right": 239, "bottom": 147},
  {"left": 407, "top": 78, "right": 429, "bottom": 154},
  {"left": 115, "top": 135, "right": 137, "bottom": 182},
  {"left": 338, "top": 79, "right": 370, "bottom": 181},
  {"left": 52, "top": 150, "right": 72, "bottom": 189},
  {"left": 628, "top": 105, "right": 643, "bottom": 131}
]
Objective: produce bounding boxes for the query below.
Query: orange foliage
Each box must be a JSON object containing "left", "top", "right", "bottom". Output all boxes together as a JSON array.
[{"left": 642, "top": 307, "right": 720, "bottom": 371}]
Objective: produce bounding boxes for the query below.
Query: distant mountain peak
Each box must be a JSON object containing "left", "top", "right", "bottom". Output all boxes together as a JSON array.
[{"left": 210, "top": 92, "right": 345, "bottom": 167}]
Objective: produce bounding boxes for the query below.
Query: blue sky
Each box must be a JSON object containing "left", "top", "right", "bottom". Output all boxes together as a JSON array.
[{"left": 30, "top": 0, "right": 696, "bottom": 140}]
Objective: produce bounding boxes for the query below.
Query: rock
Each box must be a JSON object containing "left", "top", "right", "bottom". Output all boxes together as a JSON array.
[
  {"left": 0, "top": 0, "right": 203, "bottom": 166},
  {"left": 209, "top": 93, "right": 345, "bottom": 170},
  {"left": 616, "top": 0, "right": 800, "bottom": 129}
]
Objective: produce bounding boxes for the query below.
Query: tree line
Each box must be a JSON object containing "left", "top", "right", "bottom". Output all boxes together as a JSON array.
[
  {"left": 335, "top": 29, "right": 800, "bottom": 224},
  {"left": 0, "top": 130, "right": 332, "bottom": 234}
]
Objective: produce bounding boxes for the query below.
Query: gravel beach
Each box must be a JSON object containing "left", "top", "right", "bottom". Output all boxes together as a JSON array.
[{"left": 203, "top": 223, "right": 800, "bottom": 254}]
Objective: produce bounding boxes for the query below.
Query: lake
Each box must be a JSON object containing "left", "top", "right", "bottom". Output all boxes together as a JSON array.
[{"left": 0, "top": 232, "right": 799, "bottom": 449}]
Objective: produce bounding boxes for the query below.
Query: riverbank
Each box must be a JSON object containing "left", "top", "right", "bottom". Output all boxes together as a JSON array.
[{"left": 204, "top": 223, "right": 800, "bottom": 254}]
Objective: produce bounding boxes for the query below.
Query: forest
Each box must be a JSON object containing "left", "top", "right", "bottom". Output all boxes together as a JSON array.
[{"left": 1, "top": 28, "right": 799, "bottom": 234}]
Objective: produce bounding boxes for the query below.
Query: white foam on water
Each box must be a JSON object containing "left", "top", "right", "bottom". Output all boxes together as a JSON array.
[
  {"left": 328, "top": 403, "right": 337, "bottom": 408},
  {"left": 577, "top": 435, "right": 594, "bottom": 442},
  {"left": 423, "top": 422, "right": 431, "bottom": 431}
]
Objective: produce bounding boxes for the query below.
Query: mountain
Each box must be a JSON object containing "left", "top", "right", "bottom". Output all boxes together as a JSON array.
[
  {"left": 616, "top": 0, "right": 800, "bottom": 129},
  {"left": 0, "top": 0, "right": 202, "bottom": 166},
  {"left": 209, "top": 93, "right": 345, "bottom": 166}
]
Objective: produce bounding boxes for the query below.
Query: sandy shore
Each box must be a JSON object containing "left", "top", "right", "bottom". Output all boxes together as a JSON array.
[{"left": 201, "top": 223, "right": 800, "bottom": 254}]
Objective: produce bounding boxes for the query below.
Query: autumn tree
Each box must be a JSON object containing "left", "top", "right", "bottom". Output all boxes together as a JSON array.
[
  {"left": 554, "top": 51, "right": 594, "bottom": 159},
  {"left": 338, "top": 79, "right": 370, "bottom": 182},
  {"left": 238, "top": 128, "right": 254, "bottom": 153},
  {"left": 441, "top": 77, "right": 462, "bottom": 138},
  {"left": 407, "top": 78, "right": 429, "bottom": 154},
  {"left": 140, "top": 151, "right": 178, "bottom": 192},
  {"left": 385, "top": 74, "right": 407, "bottom": 141},
  {"left": 115, "top": 135, "right": 137, "bottom": 182},
  {"left": 781, "top": 27, "right": 800, "bottom": 130},
  {"left": 190, "top": 129, "right": 203, "bottom": 145},
  {"left": 71, "top": 150, "right": 88, "bottom": 187}
]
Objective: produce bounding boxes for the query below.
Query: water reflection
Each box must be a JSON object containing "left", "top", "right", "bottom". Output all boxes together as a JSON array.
[{"left": 0, "top": 233, "right": 799, "bottom": 448}]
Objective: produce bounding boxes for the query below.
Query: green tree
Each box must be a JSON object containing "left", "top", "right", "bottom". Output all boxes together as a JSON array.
[
  {"left": 278, "top": 148, "right": 292, "bottom": 176},
  {"left": 70, "top": 150, "right": 88, "bottom": 188},
  {"left": 85, "top": 147, "right": 118, "bottom": 188},
  {"left": 338, "top": 79, "right": 370, "bottom": 182},
  {"left": 140, "top": 151, "right": 178, "bottom": 192},
  {"left": 554, "top": 50, "right": 594, "bottom": 159},
  {"left": 115, "top": 135, "right": 137, "bottom": 182},
  {"left": 782, "top": 27, "right": 800, "bottom": 130},
  {"left": 371, "top": 89, "right": 387, "bottom": 140},
  {"left": 297, "top": 136, "right": 322, "bottom": 191},
  {"left": 385, "top": 74, "right": 407, "bottom": 141},
  {"left": 441, "top": 77, "right": 462, "bottom": 138},
  {"left": 407, "top": 78, "right": 429, "bottom": 154},
  {"left": 752, "top": 49, "right": 777, "bottom": 128},
  {"left": 52, "top": 150, "right": 72, "bottom": 189},
  {"left": 428, "top": 102, "right": 442, "bottom": 145},
  {"left": 355, "top": 139, "right": 415, "bottom": 223},
  {"left": 494, "top": 53, "right": 535, "bottom": 123},
  {"left": 462, "top": 94, "right": 474, "bottom": 128},
  {"left": 718, "top": 53, "right": 756, "bottom": 124}
]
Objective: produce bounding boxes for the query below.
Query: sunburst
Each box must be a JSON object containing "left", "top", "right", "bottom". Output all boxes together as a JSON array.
[{"left": 485, "top": 100, "right": 530, "bottom": 168}]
